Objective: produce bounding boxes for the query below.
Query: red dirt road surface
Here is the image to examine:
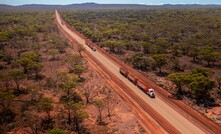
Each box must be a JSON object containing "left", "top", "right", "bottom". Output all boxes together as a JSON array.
[{"left": 55, "top": 10, "right": 221, "bottom": 134}]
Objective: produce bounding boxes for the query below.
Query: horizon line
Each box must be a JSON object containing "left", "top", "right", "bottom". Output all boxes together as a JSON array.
[{"left": 1, "top": 3, "right": 221, "bottom": 6}]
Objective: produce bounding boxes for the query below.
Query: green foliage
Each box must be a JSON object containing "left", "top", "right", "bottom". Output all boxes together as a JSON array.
[
  {"left": 57, "top": 72, "right": 78, "bottom": 83},
  {"left": 1, "top": 54, "right": 13, "bottom": 64},
  {"left": 171, "top": 59, "right": 183, "bottom": 72},
  {"left": 0, "top": 73, "right": 10, "bottom": 90},
  {"left": 71, "top": 102, "right": 88, "bottom": 132},
  {"left": 48, "top": 49, "right": 59, "bottom": 60},
  {"left": 142, "top": 42, "right": 153, "bottom": 54},
  {"left": 0, "top": 10, "right": 70, "bottom": 133},
  {"left": 0, "top": 89, "right": 16, "bottom": 126},
  {"left": 216, "top": 77, "right": 221, "bottom": 90},
  {"left": 21, "top": 51, "right": 39, "bottom": 62},
  {"left": 70, "top": 65, "right": 85, "bottom": 78},
  {"left": 188, "top": 45, "right": 200, "bottom": 62},
  {"left": 94, "top": 99, "right": 105, "bottom": 124},
  {"left": 60, "top": 91, "right": 82, "bottom": 126},
  {"left": 38, "top": 97, "right": 53, "bottom": 111},
  {"left": 170, "top": 44, "right": 182, "bottom": 57},
  {"left": 152, "top": 54, "right": 170, "bottom": 73},
  {"left": 154, "top": 38, "right": 170, "bottom": 50},
  {"left": 0, "top": 91, "right": 15, "bottom": 112},
  {"left": 0, "top": 11, "right": 61, "bottom": 62},
  {"left": 61, "top": 8, "right": 221, "bottom": 67},
  {"left": 59, "top": 81, "right": 79, "bottom": 96},
  {"left": 57, "top": 72, "right": 80, "bottom": 96},
  {"left": 168, "top": 67, "right": 215, "bottom": 101},
  {"left": 191, "top": 67, "right": 212, "bottom": 77},
  {"left": 65, "top": 53, "right": 82, "bottom": 66},
  {"left": 94, "top": 99, "right": 105, "bottom": 108},
  {"left": 18, "top": 51, "right": 43, "bottom": 78},
  {"left": 44, "top": 77, "right": 57, "bottom": 89},
  {"left": 37, "top": 97, "right": 53, "bottom": 121},
  {"left": 61, "top": 92, "right": 82, "bottom": 104},
  {"left": 0, "top": 31, "right": 10, "bottom": 43},
  {"left": 198, "top": 47, "right": 221, "bottom": 66},
  {"left": 46, "top": 128, "right": 68, "bottom": 134},
  {"left": 188, "top": 74, "right": 214, "bottom": 102},
  {"left": 167, "top": 72, "right": 186, "bottom": 93},
  {"left": 17, "top": 57, "right": 33, "bottom": 73},
  {"left": 71, "top": 102, "right": 85, "bottom": 111},
  {"left": 29, "top": 62, "right": 43, "bottom": 78},
  {"left": 129, "top": 52, "right": 154, "bottom": 71},
  {"left": 9, "top": 70, "right": 27, "bottom": 91},
  {"left": 103, "top": 40, "right": 125, "bottom": 54}
]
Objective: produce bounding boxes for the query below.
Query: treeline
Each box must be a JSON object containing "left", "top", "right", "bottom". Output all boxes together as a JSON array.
[
  {"left": 61, "top": 8, "right": 221, "bottom": 105},
  {"left": 61, "top": 8, "right": 221, "bottom": 67}
]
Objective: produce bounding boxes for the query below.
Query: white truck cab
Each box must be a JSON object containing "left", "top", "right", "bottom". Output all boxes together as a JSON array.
[
  {"left": 92, "top": 47, "right": 96, "bottom": 51},
  {"left": 148, "top": 89, "right": 155, "bottom": 98}
]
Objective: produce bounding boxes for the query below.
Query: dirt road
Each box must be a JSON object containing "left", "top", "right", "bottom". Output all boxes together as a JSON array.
[{"left": 55, "top": 10, "right": 215, "bottom": 133}]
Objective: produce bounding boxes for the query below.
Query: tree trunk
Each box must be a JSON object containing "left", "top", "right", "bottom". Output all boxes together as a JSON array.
[
  {"left": 35, "top": 126, "right": 38, "bottom": 134},
  {"left": 74, "top": 116, "right": 80, "bottom": 133},
  {"left": 98, "top": 109, "right": 102, "bottom": 124},
  {"left": 218, "top": 82, "right": 221, "bottom": 90},
  {"left": 67, "top": 89, "right": 70, "bottom": 96},
  {"left": 35, "top": 71, "right": 39, "bottom": 79},
  {"left": 178, "top": 85, "right": 182, "bottom": 94},
  {"left": 86, "top": 97, "right": 89, "bottom": 105},
  {"left": 107, "top": 108, "right": 111, "bottom": 118},
  {"left": 46, "top": 111, "right": 51, "bottom": 123},
  {"left": 68, "top": 108, "right": 71, "bottom": 125},
  {"left": 15, "top": 81, "right": 20, "bottom": 92},
  {"left": 177, "top": 86, "right": 183, "bottom": 99},
  {"left": 207, "top": 61, "right": 210, "bottom": 67},
  {"left": 1, "top": 103, "right": 8, "bottom": 113},
  {"left": 193, "top": 56, "right": 196, "bottom": 62},
  {"left": 5, "top": 80, "right": 9, "bottom": 91},
  {"left": 24, "top": 67, "right": 28, "bottom": 74},
  {"left": 159, "top": 66, "right": 162, "bottom": 74}
]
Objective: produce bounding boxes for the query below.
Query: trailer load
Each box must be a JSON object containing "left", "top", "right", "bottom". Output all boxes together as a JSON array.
[
  {"left": 119, "top": 68, "right": 155, "bottom": 98},
  {"left": 127, "top": 73, "right": 138, "bottom": 85}
]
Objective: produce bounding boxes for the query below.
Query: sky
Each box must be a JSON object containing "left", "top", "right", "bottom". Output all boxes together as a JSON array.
[{"left": 1, "top": 0, "right": 221, "bottom": 6}]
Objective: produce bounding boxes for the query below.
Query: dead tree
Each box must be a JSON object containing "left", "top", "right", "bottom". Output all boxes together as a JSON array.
[{"left": 103, "top": 88, "right": 119, "bottom": 118}]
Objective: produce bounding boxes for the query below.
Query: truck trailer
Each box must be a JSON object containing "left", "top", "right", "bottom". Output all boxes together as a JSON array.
[
  {"left": 119, "top": 68, "right": 129, "bottom": 78},
  {"left": 119, "top": 68, "right": 155, "bottom": 98},
  {"left": 127, "top": 73, "right": 138, "bottom": 85}
]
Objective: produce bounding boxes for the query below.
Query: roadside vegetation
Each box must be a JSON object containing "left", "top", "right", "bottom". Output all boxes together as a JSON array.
[
  {"left": 61, "top": 8, "right": 221, "bottom": 122},
  {"left": 0, "top": 10, "right": 139, "bottom": 133}
]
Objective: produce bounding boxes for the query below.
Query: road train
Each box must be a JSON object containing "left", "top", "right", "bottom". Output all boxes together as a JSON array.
[
  {"left": 119, "top": 68, "right": 155, "bottom": 98},
  {"left": 85, "top": 42, "right": 96, "bottom": 51}
]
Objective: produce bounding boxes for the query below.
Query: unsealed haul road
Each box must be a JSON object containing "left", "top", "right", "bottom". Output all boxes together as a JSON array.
[{"left": 55, "top": 10, "right": 206, "bottom": 134}]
